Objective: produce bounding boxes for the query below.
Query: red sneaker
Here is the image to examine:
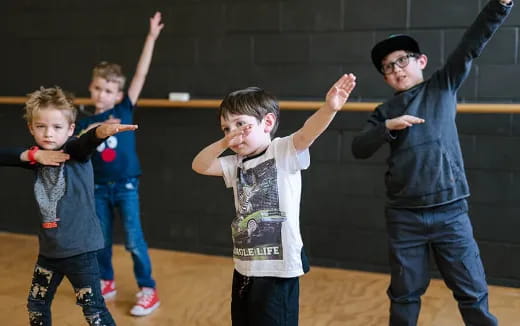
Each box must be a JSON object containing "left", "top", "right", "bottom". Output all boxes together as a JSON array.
[
  {"left": 130, "top": 287, "right": 160, "bottom": 316},
  {"left": 100, "top": 279, "right": 116, "bottom": 300}
]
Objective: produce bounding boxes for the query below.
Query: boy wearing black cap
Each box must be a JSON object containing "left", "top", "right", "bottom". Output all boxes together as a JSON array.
[{"left": 352, "top": 0, "right": 513, "bottom": 325}]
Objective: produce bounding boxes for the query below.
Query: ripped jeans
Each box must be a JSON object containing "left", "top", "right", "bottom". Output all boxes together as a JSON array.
[
  {"left": 27, "top": 252, "right": 115, "bottom": 326},
  {"left": 94, "top": 178, "right": 155, "bottom": 288}
]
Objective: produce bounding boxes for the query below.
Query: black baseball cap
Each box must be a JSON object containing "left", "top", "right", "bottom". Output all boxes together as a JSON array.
[{"left": 371, "top": 34, "right": 421, "bottom": 74}]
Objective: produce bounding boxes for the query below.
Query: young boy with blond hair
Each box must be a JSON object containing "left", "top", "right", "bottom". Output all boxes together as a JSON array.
[
  {"left": 352, "top": 0, "right": 513, "bottom": 324},
  {"left": 1, "top": 86, "right": 137, "bottom": 326},
  {"left": 192, "top": 74, "right": 356, "bottom": 325},
  {"left": 74, "top": 11, "right": 163, "bottom": 316}
]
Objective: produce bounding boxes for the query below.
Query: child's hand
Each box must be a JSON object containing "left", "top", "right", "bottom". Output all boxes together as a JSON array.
[
  {"left": 325, "top": 73, "right": 357, "bottom": 112},
  {"left": 35, "top": 150, "right": 70, "bottom": 166},
  {"left": 385, "top": 115, "right": 425, "bottom": 130},
  {"left": 224, "top": 124, "right": 252, "bottom": 148},
  {"left": 96, "top": 124, "right": 139, "bottom": 139},
  {"left": 104, "top": 116, "right": 121, "bottom": 124},
  {"left": 149, "top": 11, "right": 164, "bottom": 40}
]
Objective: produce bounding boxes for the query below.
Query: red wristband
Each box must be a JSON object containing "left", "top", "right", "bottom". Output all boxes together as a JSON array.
[{"left": 28, "top": 146, "right": 39, "bottom": 165}]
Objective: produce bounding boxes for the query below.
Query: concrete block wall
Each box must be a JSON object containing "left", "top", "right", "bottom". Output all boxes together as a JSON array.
[{"left": 1, "top": 0, "right": 520, "bottom": 285}]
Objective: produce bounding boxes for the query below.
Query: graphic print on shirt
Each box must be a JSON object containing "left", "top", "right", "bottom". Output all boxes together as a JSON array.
[
  {"left": 34, "top": 165, "right": 66, "bottom": 229},
  {"left": 97, "top": 135, "right": 118, "bottom": 162},
  {"left": 232, "top": 158, "right": 286, "bottom": 261}
]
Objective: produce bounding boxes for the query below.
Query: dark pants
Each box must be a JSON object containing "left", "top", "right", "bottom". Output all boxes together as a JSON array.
[
  {"left": 27, "top": 251, "right": 116, "bottom": 326},
  {"left": 385, "top": 199, "right": 497, "bottom": 326},
  {"left": 231, "top": 270, "right": 299, "bottom": 326}
]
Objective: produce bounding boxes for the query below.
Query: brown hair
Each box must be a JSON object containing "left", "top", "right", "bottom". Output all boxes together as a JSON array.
[{"left": 219, "top": 87, "right": 280, "bottom": 137}]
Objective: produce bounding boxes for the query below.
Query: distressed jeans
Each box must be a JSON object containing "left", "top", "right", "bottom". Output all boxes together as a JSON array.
[
  {"left": 94, "top": 178, "right": 155, "bottom": 288},
  {"left": 385, "top": 199, "right": 497, "bottom": 326},
  {"left": 27, "top": 252, "right": 115, "bottom": 326}
]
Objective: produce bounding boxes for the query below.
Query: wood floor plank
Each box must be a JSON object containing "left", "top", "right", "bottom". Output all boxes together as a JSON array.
[{"left": 1, "top": 233, "right": 519, "bottom": 325}]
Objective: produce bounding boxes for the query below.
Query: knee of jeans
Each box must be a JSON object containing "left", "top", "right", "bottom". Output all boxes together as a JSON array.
[
  {"left": 75, "top": 287, "right": 96, "bottom": 306},
  {"left": 457, "top": 251, "right": 488, "bottom": 297},
  {"left": 29, "top": 265, "right": 53, "bottom": 301},
  {"left": 125, "top": 236, "right": 147, "bottom": 252}
]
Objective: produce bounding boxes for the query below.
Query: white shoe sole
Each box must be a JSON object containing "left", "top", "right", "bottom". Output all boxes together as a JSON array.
[
  {"left": 102, "top": 290, "right": 117, "bottom": 300},
  {"left": 130, "top": 301, "right": 160, "bottom": 316}
]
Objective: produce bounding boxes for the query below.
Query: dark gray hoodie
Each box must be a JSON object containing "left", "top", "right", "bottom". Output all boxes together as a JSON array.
[{"left": 352, "top": 0, "right": 513, "bottom": 208}]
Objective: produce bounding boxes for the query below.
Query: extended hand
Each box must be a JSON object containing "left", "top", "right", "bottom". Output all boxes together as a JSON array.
[
  {"left": 325, "top": 73, "right": 357, "bottom": 111},
  {"left": 385, "top": 115, "right": 425, "bottom": 130},
  {"left": 35, "top": 150, "right": 70, "bottom": 166},
  {"left": 96, "top": 124, "right": 138, "bottom": 139},
  {"left": 149, "top": 12, "right": 164, "bottom": 40},
  {"left": 224, "top": 124, "right": 252, "bottom": 148}
]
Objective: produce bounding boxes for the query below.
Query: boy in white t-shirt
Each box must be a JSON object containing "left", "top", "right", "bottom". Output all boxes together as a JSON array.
[{"left": 192, "top": 73, "right": 356, "bottom": 325}]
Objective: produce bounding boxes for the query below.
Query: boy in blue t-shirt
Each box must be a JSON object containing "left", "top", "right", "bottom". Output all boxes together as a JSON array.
[{"left": 75, "top": 12, "right": 163, "bottom": 316}]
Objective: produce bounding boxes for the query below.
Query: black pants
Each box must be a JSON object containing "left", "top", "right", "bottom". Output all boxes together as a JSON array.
[{"left": 231, "top": 270, "right": 300, "bottom": 326}]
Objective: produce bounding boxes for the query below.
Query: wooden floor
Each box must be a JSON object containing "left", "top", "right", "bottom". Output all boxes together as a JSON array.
[{"left": 1, "top": 233, "right": 519, "bottom": 325}]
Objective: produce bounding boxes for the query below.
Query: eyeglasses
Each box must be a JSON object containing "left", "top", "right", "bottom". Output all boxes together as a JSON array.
[{"left": 381, "top": 53, "right": 418, "bottom": 75}]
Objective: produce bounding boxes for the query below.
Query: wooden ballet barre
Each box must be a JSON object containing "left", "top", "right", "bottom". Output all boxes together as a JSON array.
[{"left": 1, "top": 96, "right": 520, "bottom": 113}]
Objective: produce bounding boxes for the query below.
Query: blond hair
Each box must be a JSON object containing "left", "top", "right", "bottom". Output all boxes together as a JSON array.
[
  {"left": 24, "top": 86, "right": 77, "bottom": 124},
  {"left": 92, "top": 61, "right": 126, "bottom": 90}
]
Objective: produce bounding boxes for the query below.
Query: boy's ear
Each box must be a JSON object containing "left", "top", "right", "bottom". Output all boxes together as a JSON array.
[
  {"left": 68, "top": 123, "right": 75, "bottom": 137},
  {"left": 417, "top": 54, "right": 428, "bottom": 70},
  {"left": 116, "top": 91, "right": 124, "bottom": 103},
  {"left": 263, "top": 113, "right": 276, "bottom": 134}
]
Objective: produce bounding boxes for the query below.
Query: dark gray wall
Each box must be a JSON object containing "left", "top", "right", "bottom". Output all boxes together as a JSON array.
[{"left": 1, "top": 0, "right": 520, "bottom": 286}]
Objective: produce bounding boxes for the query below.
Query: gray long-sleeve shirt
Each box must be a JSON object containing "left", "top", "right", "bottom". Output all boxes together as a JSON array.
[
  {"left": 1, "top": 128, "right": 105, "bottom": 258},
  {"left": 352, "top": 0, "right": 513, "bottom": 208}
]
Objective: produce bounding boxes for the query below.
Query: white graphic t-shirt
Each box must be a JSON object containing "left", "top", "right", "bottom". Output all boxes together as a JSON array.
[{"left": 219, "top": 135, "right": 310, "bottom": 278}]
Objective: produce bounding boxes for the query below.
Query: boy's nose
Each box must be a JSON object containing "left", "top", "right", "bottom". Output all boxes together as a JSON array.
[{"left": 393, "top": 64, "right": 404, "bottom": 73}]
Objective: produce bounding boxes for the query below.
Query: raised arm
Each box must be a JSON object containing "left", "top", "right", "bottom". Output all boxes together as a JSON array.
[
  {"left": 192, "top": 125, "right": 252, "bottom": 176},
  {"left": 127, "top": 11, "right": 164, "bottom": 105},
  {"left": 292, "top": 74, "right": 356, "bottom": 152},
  {"left": 442, "top": 0, "right": 513, "bottom": 89}
]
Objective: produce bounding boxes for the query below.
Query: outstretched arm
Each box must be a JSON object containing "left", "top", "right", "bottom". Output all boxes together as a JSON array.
[
  {"left": 192, "top": 125, "right": 252, "bottom": 176},
  {"left": 292, "top": 74, "right": 356, "bottom": 152},
  {"left": 67, "top": 124, "right": 138, "bottom": 161},
  {"left": 127, "top": 11, "right": 164, "bottom": 105}
]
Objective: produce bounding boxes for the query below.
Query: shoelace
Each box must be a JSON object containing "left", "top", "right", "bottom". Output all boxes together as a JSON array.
[{"left": 137, "top": 290, "right": 155, "bottom": 306}]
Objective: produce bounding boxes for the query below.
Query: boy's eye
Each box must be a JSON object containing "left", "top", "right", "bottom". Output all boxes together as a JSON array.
[
  {"left": 222, "top": 127, "right": 230, "bottom": 134},
  {"left": 397, "top": 57, "right": 407, "bottom": 64},
  {"left": 237, "top": 121, "right": 245, "bottom": 127}
]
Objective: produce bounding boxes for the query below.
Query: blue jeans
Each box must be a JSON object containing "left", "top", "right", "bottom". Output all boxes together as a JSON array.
[
  {"left": 385, "top": 199, "right": 497, "bottom": 326},
  {"left": 95, "top": 178, "right": 155, "bottom": 289},
  {"left": 27, "top": 252, "right": 115, "bottom": 326}
]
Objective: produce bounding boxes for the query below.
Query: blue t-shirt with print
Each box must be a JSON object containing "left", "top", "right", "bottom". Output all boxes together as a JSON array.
[{"left": 75, "top": 95, "right": 141, "bottom": 184}]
